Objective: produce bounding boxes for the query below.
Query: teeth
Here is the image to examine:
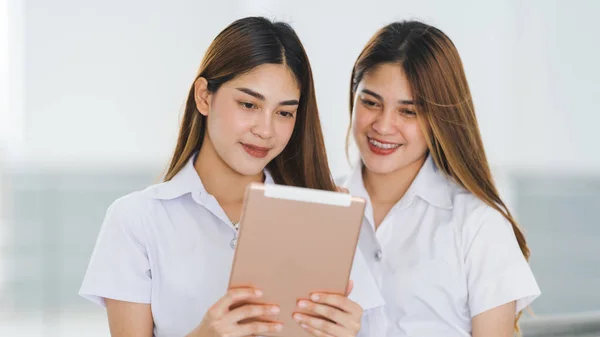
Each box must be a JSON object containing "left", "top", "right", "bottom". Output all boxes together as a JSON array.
[{"left": 369, "top": 138, "right": 401, "bottom": 149}]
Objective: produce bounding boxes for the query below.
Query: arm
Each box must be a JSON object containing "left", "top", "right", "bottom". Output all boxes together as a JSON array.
[
  {"left": 464, "top": 207, "right": 539, "bottom": 337},
  {"left": 106, "top": 288, "right": 281, "bottom": 337},
  {"left": 106, "top": 299, "right": 153, "bottom": 337},
  {"left": 472, "top": 301, "right": 516, "bottom": 337}
]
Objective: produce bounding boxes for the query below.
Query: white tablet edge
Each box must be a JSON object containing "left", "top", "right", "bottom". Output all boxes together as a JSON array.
[{"left": 263, "top": 184, "right": 352, "bottom": 207}]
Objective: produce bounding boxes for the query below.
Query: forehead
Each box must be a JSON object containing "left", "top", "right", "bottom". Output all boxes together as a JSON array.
[
  {"left": 359, "top": 63, "right": 412, "bottom": 101},
  {"left": 221, "top": 63, "right": 300, "bottom": 100}
]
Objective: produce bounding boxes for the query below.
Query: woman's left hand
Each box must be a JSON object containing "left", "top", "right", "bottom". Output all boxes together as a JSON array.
[{"left": 293, "top": 281, "right": 363, "bottom": 337}]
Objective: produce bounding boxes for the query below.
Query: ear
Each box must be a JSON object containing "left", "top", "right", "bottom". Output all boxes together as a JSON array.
[{"left": 194, "top": 77, "right": 211, "bottom": 116}]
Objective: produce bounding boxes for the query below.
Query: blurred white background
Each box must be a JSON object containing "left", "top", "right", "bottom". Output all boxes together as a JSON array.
[{"left": 1, "top": 0, "right": 599, "bottom": 336}]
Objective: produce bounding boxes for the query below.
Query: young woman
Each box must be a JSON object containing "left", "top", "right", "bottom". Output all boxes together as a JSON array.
[
  {"left": 79, "top": 17, "right": 382, "bottom": 337},
  {"left": 339, "top": 21, "right": 541, "bottom": 336}
]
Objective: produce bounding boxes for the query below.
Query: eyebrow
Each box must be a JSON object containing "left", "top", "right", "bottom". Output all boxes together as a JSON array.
[
  {"left": 236, "top": 87, "right": 299, "bottom": 106},
  {"left": 361, "top": 89, "right": 415, "bottom": 105}
]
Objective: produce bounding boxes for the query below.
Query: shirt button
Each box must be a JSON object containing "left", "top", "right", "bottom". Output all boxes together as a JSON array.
[
  {"left": 374, "top": 249, "right": 383, "bottom": 261},
  {"left": 230, "top": 238, "right": 237, "bottom": 249}
]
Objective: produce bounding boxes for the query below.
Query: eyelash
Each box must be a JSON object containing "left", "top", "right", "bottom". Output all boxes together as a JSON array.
[
  {"left": 361, "top": 98, "right": 380, "bottom": 108},
  {"left": 239, "top": 101, "right": 258, "bottom": 110},
  {"left": 239, "top": 101, "right": 295, "bottom": 118},
  {"left": 278, "top": 111, "right": 295, "bottom": 118},
  {"left": 361, "top": 99, "right": 416, "bottom": 116}
]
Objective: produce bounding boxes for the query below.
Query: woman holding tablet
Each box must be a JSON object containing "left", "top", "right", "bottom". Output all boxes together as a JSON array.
[
  {"left": 79, "top": 17, "right": 381, "bottom": 337},
  {"left": 339, "top": 21, "right": 541, "bottom": 336}
]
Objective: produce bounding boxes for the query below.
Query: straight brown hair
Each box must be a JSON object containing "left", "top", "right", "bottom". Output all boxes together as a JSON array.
[
  {"left": 164, "top": 17, "right": 335, "bottom": 191},
  {"left": 349, "top": 21, "right": 531, "bottom": 331}
]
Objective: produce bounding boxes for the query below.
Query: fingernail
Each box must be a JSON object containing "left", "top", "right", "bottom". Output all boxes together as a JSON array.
[
  {"left": 255, "top": 289, "right": 263, "bottom": 297},
  {"left": 311, "top": 294, "right": 320, "bottom": 301},
  {"left": 293, "top": 313, "right": 302, "bottom": 322},
  {"left": 301, "top": 323, "right": 308, "bottom": 329},
  {"left": 275, "top": 324, "right": 283, "bottom": 332},
  {"left": 297, "top": 300, "right": 308, "bottom": 308},
  {"left": 270, "top": 306, "right": 280, "bottom": 313}
]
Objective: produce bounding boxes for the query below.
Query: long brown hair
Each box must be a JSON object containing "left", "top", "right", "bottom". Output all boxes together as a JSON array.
[
  {"left": 349, "top": 21, "right": 530, "bottom": 330},
  {"left": 164, "top": 17, "right": 335, "bottom": 191}
]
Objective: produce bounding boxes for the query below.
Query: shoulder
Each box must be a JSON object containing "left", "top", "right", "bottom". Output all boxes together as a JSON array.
[
  {"left": 445, "top": 185, "right": 521, "bottom": 261},
  {"left": 103, "top": 182, "right": 168, "bottom": 228},
  {"left": 446, "top": 181, "right": 513, "bottom": 238}
]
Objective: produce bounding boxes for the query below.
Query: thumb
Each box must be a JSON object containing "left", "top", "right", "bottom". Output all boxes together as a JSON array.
[
  {"left": 336, "top": 186, "right": 349, "bottom": 194},
  {"left": 345, "top": 280, "right": 354, "bottom": 296}
]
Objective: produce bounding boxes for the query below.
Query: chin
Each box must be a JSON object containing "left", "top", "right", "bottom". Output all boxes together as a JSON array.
[
  {"left": 233, "top": 163, "right": 266, "bottom": 177},
  {"left": 361, "top": 158, "right": 398, "bottom": 175},
  {"left": 360, "top": 152, "right": 417, "bottom": 176},
  {"left": 225, "top": 147, "right": 277, "bottom": 176},
  {"left": 358, "top": 147, "right": 394, "bottom": 174},
  {"left": 228, "top": 155, "right": 273, "bottom": 177}
]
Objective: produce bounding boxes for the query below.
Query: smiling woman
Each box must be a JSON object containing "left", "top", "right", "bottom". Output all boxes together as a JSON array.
[
  {"left": 339, "top": 20, "right": 541, "bottom": 337},
  {"left": 163, "top": 18, "right": 332, "bottom": 189},
  {"left": 78, "top": 16, "right": 383, "bottom": 337}
]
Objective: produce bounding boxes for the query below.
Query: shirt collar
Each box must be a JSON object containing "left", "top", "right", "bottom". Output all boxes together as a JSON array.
[
  {"left": 343, "top": 154, "right": 453, "bottom": 210},
  {"left": 151, "top": 152, "right": 275, "bottom": 200}
]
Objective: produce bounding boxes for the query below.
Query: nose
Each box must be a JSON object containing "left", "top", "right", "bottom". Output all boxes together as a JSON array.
[
  {"left": 372, "top": 108, "right": 397, "bottom": 135},
  {"left": 251, "top": 110, "right": 275, "bottom": 139}
]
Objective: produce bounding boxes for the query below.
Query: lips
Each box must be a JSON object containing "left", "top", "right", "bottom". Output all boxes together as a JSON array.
[
  {"left": 367, "top": 137, "right": 401, "bottom": 156},
  {"left": 241, "top": 143, "right": 271, "bottom": 158}
]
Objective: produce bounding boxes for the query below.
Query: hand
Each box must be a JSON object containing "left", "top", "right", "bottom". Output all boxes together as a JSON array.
[
  {"left": 188, "top": 288, "right": 283, "bottom": 337},
  {"left": 293, "top": 280, "right": 363, "bottom": 337},
  {"left": 336, "top": 186, "right": 349, "bottom": 194}
]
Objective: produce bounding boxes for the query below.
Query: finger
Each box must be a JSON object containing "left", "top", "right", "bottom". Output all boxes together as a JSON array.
[
  {"left": 297, "top": 300, "right": 361, "bottom": 333},
  {"left": 299, "top": 322, "right": 336, "bottom": 337},
  {"left": 336, "top": 186, "right": 349, "bottom": 194},
  {"left": 236, "top": 321, "right": 284, "bottom": 336},
  {"left": 223, "top": 303, "right": 280, "bottom": 324},
  {"left": 293, "top": 313, "right": 346, "bottom": 337},
  {"left": 309, "top": 293, "right": 362, "bottom": 317},
  {"left": 209, "top": 288, "right": 262, "bottom": 318},
  {"left": 297, "top": 300, "right": 346, "bottom": 326},
  {"left": 346, "top": 280, "right": 354, "bottom": 296}
]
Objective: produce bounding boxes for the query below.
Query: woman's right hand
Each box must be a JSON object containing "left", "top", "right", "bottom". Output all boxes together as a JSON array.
[{"left": 187, "top": 288, "right": 283, "bottom": 337}]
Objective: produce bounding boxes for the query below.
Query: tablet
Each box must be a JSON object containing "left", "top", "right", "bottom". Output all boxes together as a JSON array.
[{"left": 228, "top": 182, "right": 366, "bottom": 337}]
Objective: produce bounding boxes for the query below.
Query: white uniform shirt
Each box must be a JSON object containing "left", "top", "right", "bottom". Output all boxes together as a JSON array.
[
  {"left": 339, "top": 155, "right": 541, "bottom": 336},
  {"left": 79, "top": 153, "right": 384, "bottom": 337}
]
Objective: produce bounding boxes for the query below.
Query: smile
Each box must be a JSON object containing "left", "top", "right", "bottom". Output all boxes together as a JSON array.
[
  {"left": 368, "top": 137, "right": 401, "bottom": 149},
  {"left": 241, "top": 143, "right": 271, "bottom": 158}
]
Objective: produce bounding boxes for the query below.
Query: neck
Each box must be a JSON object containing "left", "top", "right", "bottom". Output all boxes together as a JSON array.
[
  {"left": 363, "top": 156, "right": 426, "bottom": 205},
  {"left": 194, "top": 137, "right": 264, "bottom": 204}
]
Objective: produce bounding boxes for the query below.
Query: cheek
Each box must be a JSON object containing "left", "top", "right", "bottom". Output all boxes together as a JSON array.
[
  {"left": 275, "top": 120, "right": 295, "bottom": 145},
  {"left": 212, "top": 104, "right": 251, "bottom": 134},
  {"left": 403, "top": 122, "right": 427, "bottom": 147},
  {"left": 352, "top": 107, "right": 372, "bottom": 136},
  {"left": 217, "top": 101, "right": 241, "bottom": 123}
]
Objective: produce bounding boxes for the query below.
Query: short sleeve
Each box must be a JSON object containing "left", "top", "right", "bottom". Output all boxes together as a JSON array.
[
  {"left": 464, "top": 207, "right": 541, "bottom": 317},
  {"left": 79, "top": 196, "right": 152, "bottom": 307},
  {"left": 357, "top": 305, "right": 390, "bottom": 337}
]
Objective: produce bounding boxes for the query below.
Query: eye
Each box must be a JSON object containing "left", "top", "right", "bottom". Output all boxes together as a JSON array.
[
  {"left": 361, "top": 98, "right": 380, "bottom": 108},
  {"left": 239, "top": 101, "right": 257, "bottom": 110},
  {"left": 401, "top": 109, "right": 416, "bottom": 116},
  {"left": 278, "top": 111, "right": 295, "bottom": 118}
]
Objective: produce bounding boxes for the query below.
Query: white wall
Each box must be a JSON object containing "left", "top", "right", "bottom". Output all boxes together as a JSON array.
[
  {"left": 512, "top": 0, "right": 600, "bottom": 174},
  {"left": 0, "top": 0, "right": 9, "bottom": 300},
  {"left": 2, "top": 0, "right": 24, "bottom": 158},
  {"left": 19, "top": 0, "right": 235, "bottom": 168},
  {"left": 8, "top": 0, "right": 600, "bottom": 176}
]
